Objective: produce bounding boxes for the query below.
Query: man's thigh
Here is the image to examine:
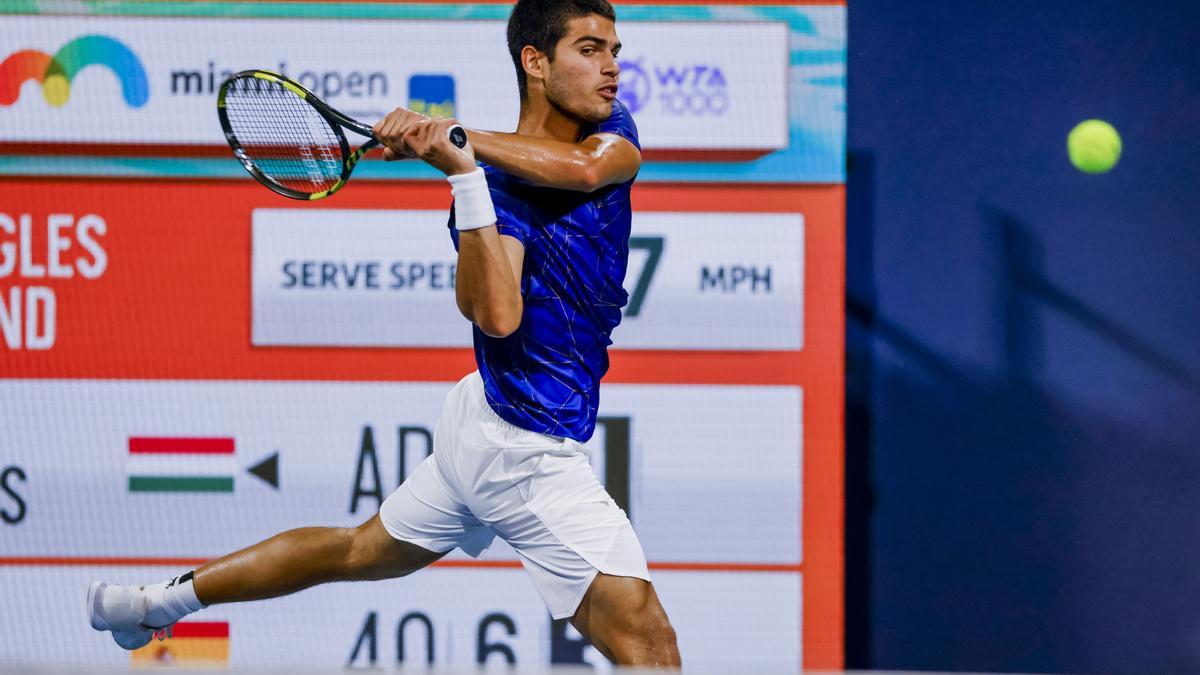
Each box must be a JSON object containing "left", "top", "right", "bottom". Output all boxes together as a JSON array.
[{"left": 479, "top": 448, "right": 651, "bottom": 620}]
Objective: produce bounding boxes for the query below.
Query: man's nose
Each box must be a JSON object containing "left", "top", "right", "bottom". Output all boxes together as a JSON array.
[{"left": 603, "top": 55, "right": 620, "bottom": 77}]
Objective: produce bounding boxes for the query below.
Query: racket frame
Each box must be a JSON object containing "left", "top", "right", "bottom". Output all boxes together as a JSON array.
[{"left": 217, "top": 69, "right": 380, "bottom": 201}]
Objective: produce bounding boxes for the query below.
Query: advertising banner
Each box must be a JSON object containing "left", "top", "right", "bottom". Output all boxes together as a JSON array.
[
  {"left": 0, "top": 565, "right": 801, "bottom": 669},
  {"left": 1, "top": 380, "right": 802, "bottom": 668},
  {"left": 0, "top": 16, "right": 787, "bottom": 154},
  {"left": 0, "top": 179, "right": 842, "bottom": 377},
  {"left": 0, "top": 380, "right": 802, "bottom": 564},
  {"left": 251, "top": 209, "right": 804, "bottom": 350}
]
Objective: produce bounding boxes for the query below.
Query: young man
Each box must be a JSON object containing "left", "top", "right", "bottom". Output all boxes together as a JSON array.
[{"left": 89, "top": 0, "right": 680, "bottom": 667}]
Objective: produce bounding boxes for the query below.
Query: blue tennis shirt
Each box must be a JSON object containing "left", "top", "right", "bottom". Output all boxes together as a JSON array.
[{"left": 449, "top": 99, "right": 639, "bottom": 442}]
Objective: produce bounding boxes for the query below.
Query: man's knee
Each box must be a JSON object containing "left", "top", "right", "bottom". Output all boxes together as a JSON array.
[
  {"left": 625, "top": 606, "right": 678, "bottom": 656},
  {"left": 574, "top": 575, "right": 680, "bottom": 665},
  {"left": 345, "top": 516, "right": 440, "bottom": 580},
  {"left": 598, "top": 594, "right": 679, "bottom": 665}
]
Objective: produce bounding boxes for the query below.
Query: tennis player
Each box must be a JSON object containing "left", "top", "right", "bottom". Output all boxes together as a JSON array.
[{"left": 89, "top": 0, "right": 679, "bottom": 666}]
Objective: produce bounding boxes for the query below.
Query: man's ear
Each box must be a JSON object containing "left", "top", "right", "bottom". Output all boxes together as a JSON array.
[{"left": 521, "top": 45, "right": 548, "bottom": 89}]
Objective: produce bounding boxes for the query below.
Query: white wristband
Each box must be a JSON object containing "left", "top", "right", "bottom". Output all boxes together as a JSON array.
[{"left": 448, "top": 168, "right": 496, "bottom": 231}]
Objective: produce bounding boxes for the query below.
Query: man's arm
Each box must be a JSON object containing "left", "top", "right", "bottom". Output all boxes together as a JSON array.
[
  {"left": 372, "top": 114, "right": 525, "bottom": 338},
  {"left": 466, "top": 130, "right": 640, "bottom": 193},
  {"left": 374, "top": 107, "right": 640, "bottom": 193},
  {"left": 455, "top": 230, "right": 524, "bottom": 338}
]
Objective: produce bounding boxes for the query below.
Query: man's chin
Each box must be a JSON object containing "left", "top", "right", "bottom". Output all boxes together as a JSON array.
[
  {"left": 548, "top": 95, "right": 611, "bottom": 125},
  {"left": 581, "top": 103, "right": 613, "bottom": 124}
]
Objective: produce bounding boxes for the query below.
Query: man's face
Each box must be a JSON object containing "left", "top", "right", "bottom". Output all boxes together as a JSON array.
[{"left": 542, "top": 14, "right": 621, "bottom": 124}]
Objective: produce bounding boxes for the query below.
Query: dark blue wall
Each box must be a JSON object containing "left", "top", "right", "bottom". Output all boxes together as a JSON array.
[{"left": 846, "top": 1, "right": 1200, "bottom": 672}]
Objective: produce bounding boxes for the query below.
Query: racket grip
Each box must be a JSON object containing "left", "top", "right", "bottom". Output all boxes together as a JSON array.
[{"left": 447, "top": 125, "right": 468, "bottom": 149}]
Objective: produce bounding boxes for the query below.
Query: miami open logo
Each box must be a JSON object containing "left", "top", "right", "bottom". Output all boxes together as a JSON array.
[{"left": 0, "top": 35, "right": 148, "bottom": 107}]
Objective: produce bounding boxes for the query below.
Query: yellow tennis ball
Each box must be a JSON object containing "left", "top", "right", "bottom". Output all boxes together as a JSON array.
[{"left": 1068, "top": 119, "right": 1121, "bottom": 174}]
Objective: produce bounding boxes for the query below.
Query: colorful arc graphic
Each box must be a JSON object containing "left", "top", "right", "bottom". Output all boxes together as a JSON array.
[{"left": 0, "top": 35, "right": 149, "bottom": 107}]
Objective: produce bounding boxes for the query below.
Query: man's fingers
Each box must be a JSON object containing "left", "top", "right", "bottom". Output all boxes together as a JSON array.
[
  {"left": 373, "top": 109, "right": 442, "bottom": 141},
  {"left": 417, "top": 121, "right": 445, "bottom": 158},
  {"left": 382, "top": 144, "right": 418, "bottom": 161},
  {"left": 421, "top": 119, "right": 441, "bottom": 146},
  {"left": 374, "top": 115, "right": 396, "bottom": 145},
  {"left": 372, "top": 109, "right": 398, "bottom": 137},
  {"left": 376, "top": 111, "right": 419, "bottom": 157},
  {"left": 401, "top": 123, "right": 425, "bottom": 154},
  {"left": 379, "top": 109, "right": 404, "bottom": 134},
  {"left": 385, "top": 115, "right": 409, "bottom": 141}
]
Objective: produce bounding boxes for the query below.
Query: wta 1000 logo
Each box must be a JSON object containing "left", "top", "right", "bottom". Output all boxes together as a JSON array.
[
  {"left": 0, "top": 35, "right": 148, "bottom": 107},
  {"left": 617, "top": 58, "right": 728, "bottom": 117}
]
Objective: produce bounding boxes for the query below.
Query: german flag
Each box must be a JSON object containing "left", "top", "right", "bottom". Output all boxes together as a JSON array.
[{"left": 131, "top": 621, "right": 229, "bottom": 666}]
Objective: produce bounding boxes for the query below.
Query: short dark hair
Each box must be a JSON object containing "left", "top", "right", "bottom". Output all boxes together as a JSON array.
[{"left": 507, "top": 0, "right": 617, "bottom": 100}]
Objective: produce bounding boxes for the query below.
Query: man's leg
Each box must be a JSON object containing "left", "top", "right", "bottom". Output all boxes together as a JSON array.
[
  {"left": 193, "top": 514, "right": 444, "bottom": 605},
  {"left": 571, "top": 573, "right": 681, "bottom": 668},
  {"left": 90, "top": 514, "right": 444, "bottom": 648}
]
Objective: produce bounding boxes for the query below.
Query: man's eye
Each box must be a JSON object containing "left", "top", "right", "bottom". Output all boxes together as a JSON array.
[{"left": 582, "top": 47, "right": 595, "bottom": 55}]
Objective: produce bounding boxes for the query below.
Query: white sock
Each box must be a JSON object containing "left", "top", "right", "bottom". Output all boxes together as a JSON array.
[{"left": 141, "top": 571, "right": 206, "bottom": 628}]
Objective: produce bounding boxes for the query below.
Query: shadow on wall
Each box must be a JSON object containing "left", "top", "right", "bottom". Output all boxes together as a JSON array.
[
  {"left": 988, "top": 204, "right": 1200, "bottom": 397},
  {"left": 846, "top": 159, "right": 1200, "bottom": 673}
]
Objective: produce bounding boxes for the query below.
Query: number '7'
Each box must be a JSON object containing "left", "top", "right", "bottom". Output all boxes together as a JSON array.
[{"left": 625, "top": 236, "right": 664, "bottom": 318}]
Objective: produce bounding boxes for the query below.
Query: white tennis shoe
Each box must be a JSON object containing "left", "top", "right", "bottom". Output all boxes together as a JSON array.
[{"left": 87, "top": 581, "right": 168, "bottom": 650}]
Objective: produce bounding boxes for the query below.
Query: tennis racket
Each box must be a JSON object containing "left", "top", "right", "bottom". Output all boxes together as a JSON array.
[{"left": 217, "top": 69, "right": 468, "bottom": 200}]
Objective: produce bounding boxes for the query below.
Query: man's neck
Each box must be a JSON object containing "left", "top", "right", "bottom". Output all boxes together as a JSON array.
[{"left": 515, "top": 95, "right": 583, "bottom": 143}]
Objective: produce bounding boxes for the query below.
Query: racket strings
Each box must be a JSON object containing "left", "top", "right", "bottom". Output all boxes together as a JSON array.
[{"left": 222, "top": 77, "right": 344, "bottom": 194}]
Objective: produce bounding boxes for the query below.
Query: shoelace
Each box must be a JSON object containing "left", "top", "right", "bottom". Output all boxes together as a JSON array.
[{"left": 152, "top": 626, "right": 174, "bottom": 641}]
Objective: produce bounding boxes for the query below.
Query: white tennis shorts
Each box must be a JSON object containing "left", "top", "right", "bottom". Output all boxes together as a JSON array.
[{"left": 379, "top": 371, "right": 650, "bottom": 619}]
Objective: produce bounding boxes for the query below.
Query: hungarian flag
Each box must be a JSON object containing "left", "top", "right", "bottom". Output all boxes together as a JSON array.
[
  {"left": 126, "top": 437, "right": 236, "bottom": 493},
  {"left": 131, "top": 621, "right": 229, "bottom": 665}
]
